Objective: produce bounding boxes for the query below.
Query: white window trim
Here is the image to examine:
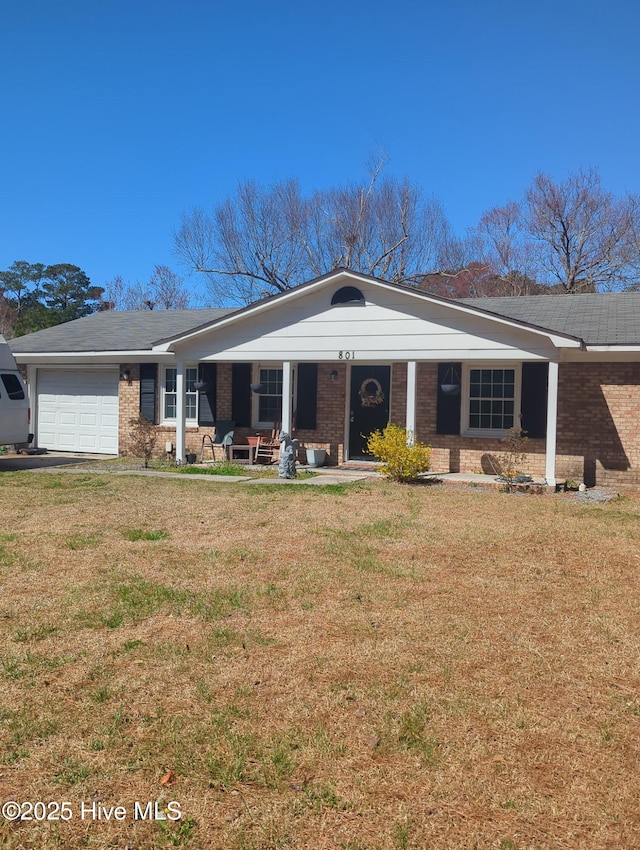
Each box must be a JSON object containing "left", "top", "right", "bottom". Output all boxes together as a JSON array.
[
  {"left": 162, "top": 365, "right": 199, "bottom": 425},
  {"left": 251, "top": 364, "right": 296, "bottom": 429},
  {"left": 460, "top": 362, "right": 521, "bottom": 439}
]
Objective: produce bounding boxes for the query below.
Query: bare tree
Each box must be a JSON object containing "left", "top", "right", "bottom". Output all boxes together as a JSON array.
[
  {"left": 472, "top": 202, "right": 543, "bottom": 295},
  {"left": 525, "top": 169, "right": 640, "bottom": 292},
  {"left": 472, "top": 170, "right": 640, "bottom": 294},
  {"left": 148, "top": 265, "right": 191, "bottom": 309},
  {"left": 102, "top": 266, "right": 192, "bottom": 310},
  {"left": 174, "top": 158, "right": 453, "bottom": 305}
]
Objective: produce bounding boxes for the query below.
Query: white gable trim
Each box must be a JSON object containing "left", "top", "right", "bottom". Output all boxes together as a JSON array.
[{"left": 152, "top": 270, "right": 584, "bottom": 354}]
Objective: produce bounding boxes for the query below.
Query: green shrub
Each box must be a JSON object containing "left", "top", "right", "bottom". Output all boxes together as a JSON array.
[{"left": 366, "top": 424, "right": 431, "bottom": 482}]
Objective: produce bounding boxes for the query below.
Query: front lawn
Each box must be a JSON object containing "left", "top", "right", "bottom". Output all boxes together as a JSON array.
[{"left": 0, "top": 473, "right": 638, "bottom": 849}]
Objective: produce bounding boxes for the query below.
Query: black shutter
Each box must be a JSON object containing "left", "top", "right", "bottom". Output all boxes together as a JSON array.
[
  {"left": 197, "top": 363, "right": 217, "bottom": 427},
  {"left": 231, "top": 363, "right": 252, "bottom": 427},
  {"left": 520, "top": 362, "right": 548, "bottom": 438},
  {"left": 436, "top": 362, "right": 462, "bottom": 435},
  {"left": 296, "top": 363, "right": 318, "bottom": 430},
  {"left": 139, "top": 363, "right": 158, "bottom": 424}
]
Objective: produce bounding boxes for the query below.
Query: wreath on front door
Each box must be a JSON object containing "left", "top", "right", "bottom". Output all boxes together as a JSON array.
[{"left": 359, "top": 378, "right": 385, "bottom": 408}]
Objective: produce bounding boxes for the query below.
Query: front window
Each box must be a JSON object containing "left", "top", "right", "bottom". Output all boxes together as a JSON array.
[
  {"left": 164, "top": 368, "right": 177, "bottom": 419},
  {"left": 463, "top": 366, "right": 519, "bottom": 436},
  {"left": 256, "top": 368, "right": 283, "bottom": 425},
  {"left": 163, "top": 367, "right": 198, "bottom": 421},
  {"left": 185, "top": 367, "right": 198, "bottom": 419}
]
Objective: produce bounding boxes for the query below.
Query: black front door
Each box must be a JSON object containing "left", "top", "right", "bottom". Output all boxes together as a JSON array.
[{"left": 348, "top": 365, "right": 391, "bottom": 460}]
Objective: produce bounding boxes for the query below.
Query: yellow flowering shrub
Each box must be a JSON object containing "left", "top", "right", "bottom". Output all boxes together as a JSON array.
[{"left": 366, "top": 423, "right": 431, "bottom": 482}]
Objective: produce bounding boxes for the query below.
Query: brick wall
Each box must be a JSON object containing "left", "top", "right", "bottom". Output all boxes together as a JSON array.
[
  {"left": 295, "top": 363, "right": 347, "bottom": 464},
  {"left": 412, "top": 362, "right": 640, "bottom": 486},
  {"left": 117, "top": 362, "right": 351, "bottom": 464},
  {"left": 410, "top": 362, "right": 543, "bottom": 476},
  {"left": 556, "top": 362, "right": 640, "bottom": 487},
  {"left": 118, "top": 364, "right": 140, "bottom": 453},
  {"left": 118, "top": 364, "right": 215, "bottom": 460},
  {"left": 116, "top": 360, "right": 640, "bottom": 486}
]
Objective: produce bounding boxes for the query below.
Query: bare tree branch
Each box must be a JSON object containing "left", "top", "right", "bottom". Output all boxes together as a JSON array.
[{"left": 174, "top": 160, "right": 453, "bottom": 305}]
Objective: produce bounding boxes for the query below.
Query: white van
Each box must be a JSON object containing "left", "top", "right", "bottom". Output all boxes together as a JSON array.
[{"left": 0, "top": 335, "right": 30, "bottom": 445}]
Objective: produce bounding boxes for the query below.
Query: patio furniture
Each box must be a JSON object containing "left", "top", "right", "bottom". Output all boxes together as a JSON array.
[
  {"left": 255, "top": 426, "right": 281, "bottom": 464},
  {"left": 227, "top": 442, "right": 259, "bottom": 464},
  {"left": 201, "top": 420, "right": 235, "bottom": 462}
]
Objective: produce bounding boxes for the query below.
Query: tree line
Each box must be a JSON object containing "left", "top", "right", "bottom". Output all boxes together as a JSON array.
[
  {"left": 2, "top": 162, "right": 639, "bottom": 337},
  {"left": 175, "top": 162, "right": 640, "bottom": 303},
  {"left": 0, "top": 263, "right": 192, "bottom": 338}
]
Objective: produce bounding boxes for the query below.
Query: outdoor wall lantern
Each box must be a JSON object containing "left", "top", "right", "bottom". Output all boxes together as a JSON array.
[
  {"left": 330, "top": 370, "right": 338, "bottom": 381},
  {"left": 121, "top": 368, "right": 131, "bottom": 382},
  {"left": 440, "top": 365, "right": 461, "bottom": 395}
]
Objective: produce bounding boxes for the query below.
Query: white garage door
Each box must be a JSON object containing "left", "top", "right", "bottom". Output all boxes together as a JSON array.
[{"left": 37, "top": 369, "right": 119, "bottom": 453}]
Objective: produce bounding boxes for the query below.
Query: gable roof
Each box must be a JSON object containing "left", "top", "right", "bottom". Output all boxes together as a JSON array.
[
  {"left": 461, "top": 293, "right": 640, "bottom": 346},
  {"left": 154, "top": 269, "right": 582, "bottom": 350},
  {"left": 8, "top": 269, "right": 640, "bottom": 356},
  {"left": 9, "top": 308, "right": 234, "bottom": 353}
]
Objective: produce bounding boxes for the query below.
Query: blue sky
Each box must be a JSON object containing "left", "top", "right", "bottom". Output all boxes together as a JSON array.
[{"left": 2, "top": 0, "right": 638, "bottom": 301}]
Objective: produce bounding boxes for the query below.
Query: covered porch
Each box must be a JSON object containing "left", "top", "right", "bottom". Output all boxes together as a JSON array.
[{"left": 170, "top": 357, "right": 561, "bottom": 486}]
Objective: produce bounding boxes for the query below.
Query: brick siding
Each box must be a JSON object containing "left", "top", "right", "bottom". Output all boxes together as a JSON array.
[{"left": 117, "top": 360, "right": 640, "bottom": 487}]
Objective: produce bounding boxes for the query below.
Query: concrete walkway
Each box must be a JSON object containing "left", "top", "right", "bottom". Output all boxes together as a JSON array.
[
  {"left": 2, "top": 452, "right": 375, "bottom": 485},
  {"left": 28, "top": 466, "right": 375, "bottom": 485},
  {"left": 0, "top": 451, "right": 555, "bottom": 490}
]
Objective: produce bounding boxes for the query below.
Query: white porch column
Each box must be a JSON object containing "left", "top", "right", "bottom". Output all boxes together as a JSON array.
[
  {"left": 281, "top": 361, "right": 293, "bottom": 436},
  {"left": 545, "top": 361, "right": 559, "bottom": 486},
  {"left": 175, "top": 359, "right": 186, "bottom": 464},
  {"left": 405, "top": 361, "right": 417, "bottom": 445}
]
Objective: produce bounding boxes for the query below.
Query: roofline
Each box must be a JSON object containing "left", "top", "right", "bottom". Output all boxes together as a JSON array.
[
  {"left": 13, "top": 351, "right": 175, "bottom": 364},
  {"left": 156, "top": 268, "right": 585, "bottom": 350},
  {"left": 586, "top": 344, "right": 640, "bottom": 352}
]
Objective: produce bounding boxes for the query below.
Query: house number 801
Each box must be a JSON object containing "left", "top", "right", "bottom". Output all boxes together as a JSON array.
[{"left": 338, "top": 351, "right": 355, "bottom": 360}]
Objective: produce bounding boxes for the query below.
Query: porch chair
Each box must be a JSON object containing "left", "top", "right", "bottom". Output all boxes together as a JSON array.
[
  {"left": 201, "top": 420, "right": 235, "bottom": 463},
  {"left": 254, "top": 425, "right": 281, "bottom": 464}
]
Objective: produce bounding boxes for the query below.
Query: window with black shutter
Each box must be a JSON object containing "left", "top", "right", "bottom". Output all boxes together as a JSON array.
[
  {"left": 231, "top": 363, "right": 252, "bottom": 427},
  {"left": 436, "top": 362, "right": 462, "bottom": 435},
  {"left": 296, "top": 363, "right": 318, "bottom": 430},
  {"left": 139, "top": 364, "right": 158, "bottom": 424},
  {"left": 197, "top": 363, "right": 217, "bottom": 427},
  {"left": 520, "top": 362, "right": 548, "bottom": 438}
]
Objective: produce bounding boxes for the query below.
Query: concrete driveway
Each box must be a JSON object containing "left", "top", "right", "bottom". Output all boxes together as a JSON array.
[{"left": 0, "top": 452, "right": 114, "bottom": 472}]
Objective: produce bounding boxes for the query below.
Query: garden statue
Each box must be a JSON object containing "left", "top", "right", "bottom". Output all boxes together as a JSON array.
[{"left": 278, "top": 431, "right": 299, "bottom": 479}]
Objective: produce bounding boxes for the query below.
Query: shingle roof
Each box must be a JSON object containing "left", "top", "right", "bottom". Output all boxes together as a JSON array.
[
  {"left": 8, "top": 309, "right": 234, "bottom": 353},
  {"left": 8, "top": 290, "right": 640, "bottom": 354},
  {"left": 460, "top": 293, "right": 640, "bottom": 345}
]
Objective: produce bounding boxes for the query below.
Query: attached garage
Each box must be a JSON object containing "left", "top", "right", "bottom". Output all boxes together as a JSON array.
[{"left": 36, "top": 369, "right": 119, "bottom": 453}]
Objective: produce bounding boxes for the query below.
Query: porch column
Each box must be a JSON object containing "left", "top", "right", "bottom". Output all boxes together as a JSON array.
[
  {"left": 545, "top": 361, "right": 559, "bottom": 486},
  {"left": 281, "top": 361, "right": 293, "bottom": 436},
  {"left": 405, "top": 361, "right": 417, "bottom": 445},
  {"left": 175, "top": 359, "right": 186, "bottom": 464}
]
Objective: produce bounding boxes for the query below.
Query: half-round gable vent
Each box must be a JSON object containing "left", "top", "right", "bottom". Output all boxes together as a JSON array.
[{"left": 331, "top": 286, "right": 365, "bottom": 306}]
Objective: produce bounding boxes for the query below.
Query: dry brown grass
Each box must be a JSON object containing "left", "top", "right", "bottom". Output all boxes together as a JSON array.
[{"left": 0, "top": 472, "right": 639, "bottom": 849}]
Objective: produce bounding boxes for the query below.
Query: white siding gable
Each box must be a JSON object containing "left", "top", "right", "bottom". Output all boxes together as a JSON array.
[{"left": 172, "top": 279, "right": 575, "bottom": 363}]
